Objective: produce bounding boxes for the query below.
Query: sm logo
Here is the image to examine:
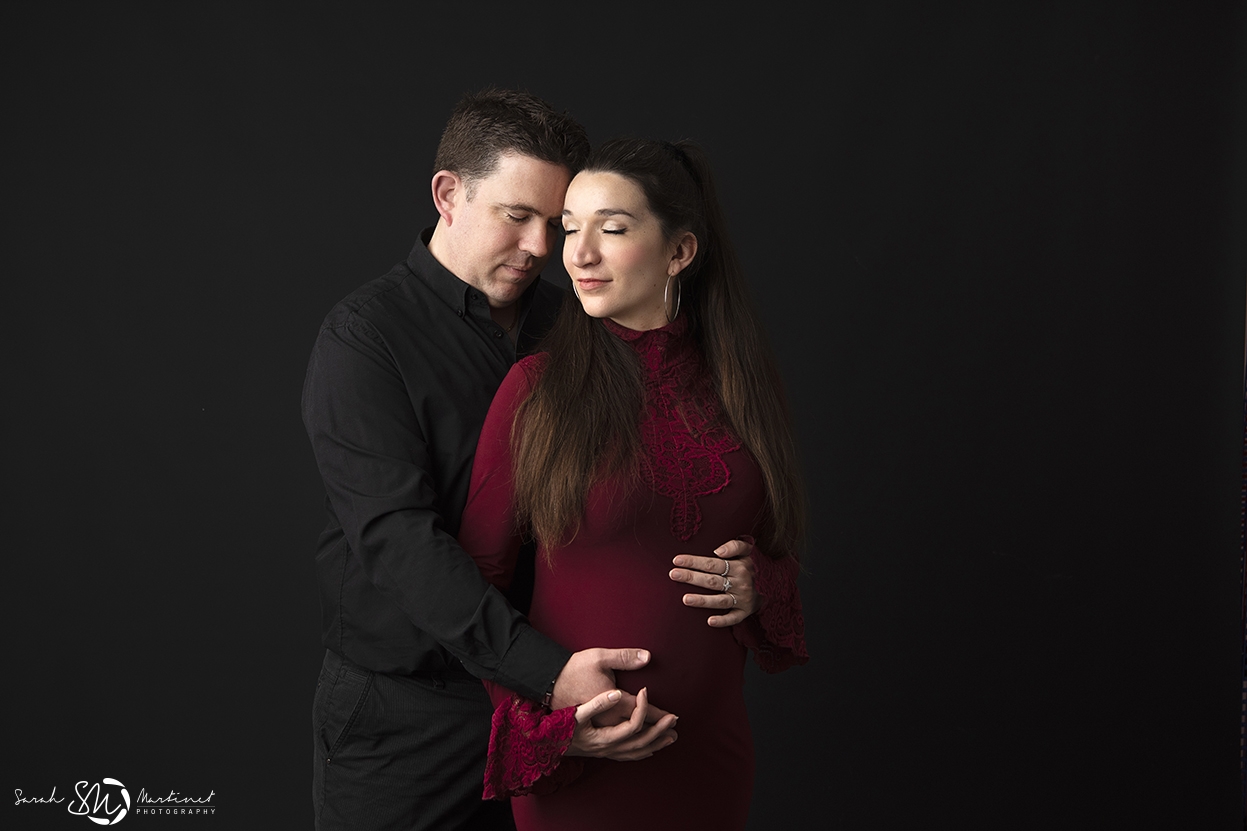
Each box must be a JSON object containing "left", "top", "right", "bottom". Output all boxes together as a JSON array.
[{"left": 67, "top": 778, "right": 130, "bottom": 825}]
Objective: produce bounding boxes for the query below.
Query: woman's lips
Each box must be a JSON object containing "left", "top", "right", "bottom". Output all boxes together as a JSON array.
[{"left": 575, "top": 279, "right": 610, "bottom": 290}]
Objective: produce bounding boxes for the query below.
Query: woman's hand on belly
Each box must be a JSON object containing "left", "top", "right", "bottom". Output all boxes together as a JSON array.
[
  {"left": 670, "top": 539, "right": 758, "bottom": 626},
  {"left": 565, "top": 687, "right": 679, "bottom": 761}
]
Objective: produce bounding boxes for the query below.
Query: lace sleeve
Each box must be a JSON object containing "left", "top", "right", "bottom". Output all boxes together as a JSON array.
[
  {"left": 732, "top": 543, "right": 809, "bottom": 673},
  {"left": 482, "top": 693, "right": 585, "bottom": 799}
]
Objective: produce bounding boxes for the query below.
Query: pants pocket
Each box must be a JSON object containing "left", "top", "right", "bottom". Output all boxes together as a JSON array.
[{"left": 314, "top": 663, "right": 374, "bottom": 762}]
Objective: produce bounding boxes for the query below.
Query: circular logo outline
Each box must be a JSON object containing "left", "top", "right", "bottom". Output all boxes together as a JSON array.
[{"left": 84, "top": 778, "right": 129, "bottom": 826}]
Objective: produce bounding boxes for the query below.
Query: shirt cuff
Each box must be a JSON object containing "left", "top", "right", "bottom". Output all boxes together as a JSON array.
[{"left": 493, "top": 627, "right": 573, "bottom": 702}]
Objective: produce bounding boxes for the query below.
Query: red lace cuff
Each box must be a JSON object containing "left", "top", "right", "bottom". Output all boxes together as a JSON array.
[
  {"left": 482, "top": 694, "right": 584, "bottom": 799},
  {"left": 733, "top": 543, "right": 809, "bottom": 673}
]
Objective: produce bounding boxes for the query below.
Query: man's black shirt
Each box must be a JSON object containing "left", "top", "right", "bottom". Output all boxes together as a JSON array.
[{"left": 301, "top": 232, "right": 570, "bottom": 699}]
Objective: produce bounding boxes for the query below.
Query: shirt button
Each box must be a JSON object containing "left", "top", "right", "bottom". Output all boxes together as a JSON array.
[
  {"left": 493, "top": 331, "right": 503, "bottom": 338},
  {"left": 456, "top": 309, "right": 464, "bottom": 317}
]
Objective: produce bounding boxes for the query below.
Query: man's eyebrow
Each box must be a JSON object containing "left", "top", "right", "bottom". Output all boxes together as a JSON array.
[
  {"left": 497, "top": 202, "right": 541, "bottom": 214},
  {"left": 561, "top": 208, "right": 637, "bottom": 218}
]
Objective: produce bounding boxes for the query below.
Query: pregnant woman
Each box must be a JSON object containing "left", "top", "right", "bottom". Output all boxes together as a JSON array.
[{"left": 459, "top": 136, "right": 809, "bottom": 830}]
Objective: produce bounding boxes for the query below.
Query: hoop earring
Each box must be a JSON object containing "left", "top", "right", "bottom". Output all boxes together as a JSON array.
[{"left": 664, "top": 274, "right": 682, "bottom": 323}]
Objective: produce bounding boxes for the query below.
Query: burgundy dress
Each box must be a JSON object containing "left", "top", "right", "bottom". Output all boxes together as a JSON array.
[{"left": 458, "top": 317, "right": 807, "bottom": 831}]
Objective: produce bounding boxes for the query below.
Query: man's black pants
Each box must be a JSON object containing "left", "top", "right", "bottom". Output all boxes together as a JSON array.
[{"left": 312, "top": 649, "right": 514, "bottom": 831}]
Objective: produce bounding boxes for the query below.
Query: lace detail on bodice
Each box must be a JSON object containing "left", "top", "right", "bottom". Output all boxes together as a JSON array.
[{"left": 603, "top": 317, "right": 741, "bottom": 541}]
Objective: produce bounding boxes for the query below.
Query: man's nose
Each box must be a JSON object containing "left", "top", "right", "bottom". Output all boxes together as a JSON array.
[{"left": 520, "top": 222, "right": 551, "bottom": 259}]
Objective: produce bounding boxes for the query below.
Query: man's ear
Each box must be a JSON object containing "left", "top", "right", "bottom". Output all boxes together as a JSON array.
[
  {"left": 668, "top": 231, "right": 699, "bottom": 277},
  {"left": 431, "top": 170, "right": 463, "bottom": 225}
]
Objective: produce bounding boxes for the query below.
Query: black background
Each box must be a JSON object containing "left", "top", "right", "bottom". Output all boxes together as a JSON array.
[{"left": 5, "top": 2, "right": 1245, "bottom": 829}]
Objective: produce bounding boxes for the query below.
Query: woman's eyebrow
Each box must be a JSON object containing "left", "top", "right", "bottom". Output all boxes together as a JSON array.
[{"left": 561, "top": 207, "right": 637, "bottom": 218}]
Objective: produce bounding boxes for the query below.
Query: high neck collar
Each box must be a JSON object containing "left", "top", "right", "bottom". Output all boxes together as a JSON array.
[
  {"left": 601, "top": 315, "right": 694, "bottom": 376},
  {"left": 601, "top": 314, "right": 689, "bottom": 344}
]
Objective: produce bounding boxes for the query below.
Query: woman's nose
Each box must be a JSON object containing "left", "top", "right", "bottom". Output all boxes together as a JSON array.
[{"left": 567, "top": 234, "right": 598, "bottom": 267}]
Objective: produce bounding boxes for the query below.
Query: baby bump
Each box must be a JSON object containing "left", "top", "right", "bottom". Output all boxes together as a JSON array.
[{"left": 529, "top": 543, "right": 747, "bottom": 712}]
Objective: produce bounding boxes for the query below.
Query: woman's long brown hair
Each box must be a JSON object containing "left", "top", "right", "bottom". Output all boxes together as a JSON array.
[{"left": 511, "top": 138, "right": 807, "bottom": 561}]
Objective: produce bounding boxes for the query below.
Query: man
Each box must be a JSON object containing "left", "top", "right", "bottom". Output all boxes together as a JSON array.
[{"left": 302, "top": 89, "right": 755, "bottom": 831}]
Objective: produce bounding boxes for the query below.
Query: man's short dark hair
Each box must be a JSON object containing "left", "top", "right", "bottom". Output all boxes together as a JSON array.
[{"left": 433, "top": 88, "right": 590, "bottom": 197}]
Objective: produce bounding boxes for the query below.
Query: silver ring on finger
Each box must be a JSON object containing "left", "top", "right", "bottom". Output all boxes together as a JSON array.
[
  {"left": 721, "top": 560, "right": 730, "bottom": 576},
  {"left": 722, "top": 576, "right": 732, "bottom": 592},
  {"left": 730, "top": 593, "right": 737, "bottom": 606}
]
